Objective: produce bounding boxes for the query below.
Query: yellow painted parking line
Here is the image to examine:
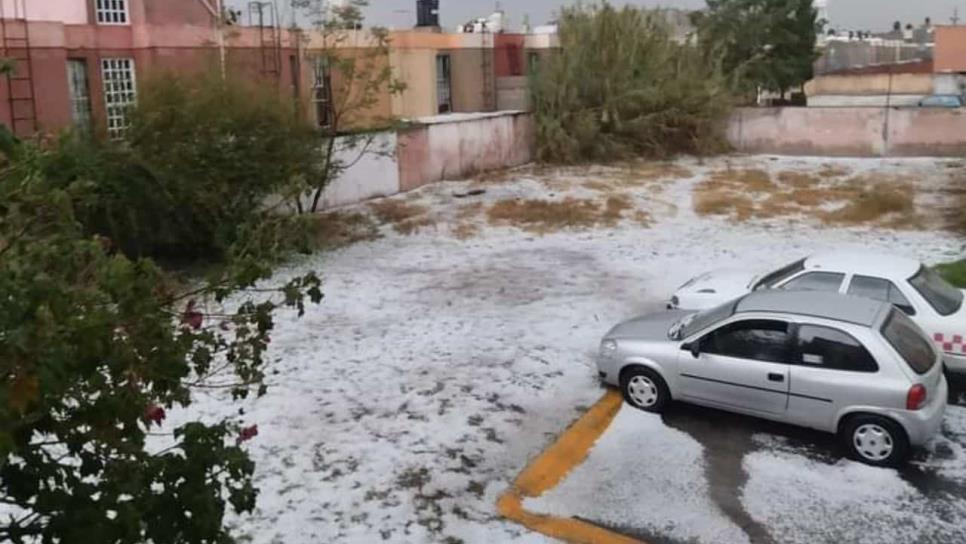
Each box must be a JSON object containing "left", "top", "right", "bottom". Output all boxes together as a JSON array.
[{"left": 497, "top": 389, "right": 645, "bottom": 544}]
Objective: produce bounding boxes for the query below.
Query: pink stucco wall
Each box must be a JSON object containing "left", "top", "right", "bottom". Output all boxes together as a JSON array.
[
  {"left": 728, "top": 107, "right": 966, "bottom": 157},
  {"left": 6, "top": 0, "right": 87, "bottom": 24},
  {"left": 398, "top": 112, "right": 535, "bottom": 192}
]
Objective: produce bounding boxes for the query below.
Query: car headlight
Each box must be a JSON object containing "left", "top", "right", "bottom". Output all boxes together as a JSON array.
[
  {"left": 670, "top": 296, "right": 680, "bottom": 308},
  {"left": 600, "top": 339, "right": 618, "bottom": 356}
]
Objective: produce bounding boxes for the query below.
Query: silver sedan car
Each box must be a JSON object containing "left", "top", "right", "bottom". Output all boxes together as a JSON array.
[{"left": 597, "top": 291, "right": 947, "bottom": 466}]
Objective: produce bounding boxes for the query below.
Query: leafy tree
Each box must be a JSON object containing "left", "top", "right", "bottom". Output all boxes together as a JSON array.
[
  {"left": 531, "top": 2, "right": 734, "bottom": 162},
  {"left": 291, "top": 0, "right": 406, "bottom": 213},
  {"left": 0, "top": 134, "right": 323, "bottom": 540},
  {"left": 38, "top": 72, "right": 324, "bottom": 262},
  {"left": 694, "top": 0, "right": 821, "bottom": 99}
]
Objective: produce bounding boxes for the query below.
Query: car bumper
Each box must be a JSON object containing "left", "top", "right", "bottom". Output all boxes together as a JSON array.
[
  {"left": 944, "top": 353, "right": 966, "bottom": 375},
  {"left": 895, "top": 377, "right": 948, "bottom": 447},
  {"left": 596, "top": 354, "right": 622, "bottom": 387}
]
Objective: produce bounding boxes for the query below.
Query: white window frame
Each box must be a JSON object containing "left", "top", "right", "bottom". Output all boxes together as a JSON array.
[
  {"left": 95, "top": 0, "right": 130, "bottom": 25},
  {"left": 101, "top": 58, "right": 137, "bottom": 139}
]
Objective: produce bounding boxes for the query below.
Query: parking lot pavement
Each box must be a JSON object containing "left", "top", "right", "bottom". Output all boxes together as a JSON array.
[{"left": 522, "top": 386, "right": 966, "bottom": 544}]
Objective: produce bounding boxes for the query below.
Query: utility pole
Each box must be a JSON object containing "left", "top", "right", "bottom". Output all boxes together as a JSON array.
[{"left": 953, "top": 7, "right": 960, "bottom": 26}]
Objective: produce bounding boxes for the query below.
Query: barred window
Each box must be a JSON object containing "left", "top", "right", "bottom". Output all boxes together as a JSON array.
[
  {"left": 96, "top": 0, "right": 129, "bottom": 24},
  {"left": 67, "top": 59, "right": 92, "bottom": 132},
  {"left": 312, "top": 57, "right": 333, "bottom": 129},
  {"left": 101, "top": 58, "right": 137, "bottom": 139}
]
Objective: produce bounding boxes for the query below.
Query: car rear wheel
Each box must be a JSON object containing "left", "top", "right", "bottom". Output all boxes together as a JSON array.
[
  {"left": 841, "top": 415, "right": 909, "bottom": 467},
  {"left": 620, "top": 367, "right": 670, "bottom": 414}
]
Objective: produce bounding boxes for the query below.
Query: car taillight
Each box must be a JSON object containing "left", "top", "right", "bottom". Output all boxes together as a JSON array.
[{"left": 906, "top": 384, "right": 927, "bottom": 411}]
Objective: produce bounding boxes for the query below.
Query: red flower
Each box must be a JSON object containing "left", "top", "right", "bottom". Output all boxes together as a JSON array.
[
  {"left": 237, "top": 425, "right": 259, "bottom": 445},
  {"left": 144, "top": 405, "right": 166, "bottom": 426},
  {"left": 181, "top": 300, "right": 204, "bottom": 330}
]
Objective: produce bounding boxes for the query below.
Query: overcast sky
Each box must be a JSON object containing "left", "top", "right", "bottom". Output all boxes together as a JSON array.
[{"left": 234, "top": 1, "right": 966, "bottom": 32}]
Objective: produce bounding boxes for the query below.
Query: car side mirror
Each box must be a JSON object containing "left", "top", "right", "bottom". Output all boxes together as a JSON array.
[{"left": 682, "top": 341, "right": 701, "bottom": 359}]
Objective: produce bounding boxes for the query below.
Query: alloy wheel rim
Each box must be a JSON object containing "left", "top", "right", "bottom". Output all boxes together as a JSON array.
[
  {"left": 853, "top": 423, "right": 895, "bottom": 462},
  {"left": 627, "top": 375, "right": 659, "bottom": 407}
]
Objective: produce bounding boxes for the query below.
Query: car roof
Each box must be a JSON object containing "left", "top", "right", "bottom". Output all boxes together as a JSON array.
[
  {"left": 735, "top": 290, "right": 889, "bottom": 327},
  {"left": 804, "top": 251, "right": 921, "bottom": 280}
]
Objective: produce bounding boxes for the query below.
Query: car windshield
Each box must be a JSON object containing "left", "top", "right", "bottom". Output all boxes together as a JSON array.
[
  {"left": 753, "top": 259, "right": 805, "bottom": 290},
  {"left": 881, "top": 309, "right": 936, "bottom": 375},
  {"left": 670, "top": 299, "right": 737, "bottom": 340},
  {"left": 908, "top": 266, "right": 963, "bottom": 316}
]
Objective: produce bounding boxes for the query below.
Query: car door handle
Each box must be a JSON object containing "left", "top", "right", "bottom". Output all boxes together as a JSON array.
[{"left": 767, "top": 373, "right": 785, "bottom": 383}]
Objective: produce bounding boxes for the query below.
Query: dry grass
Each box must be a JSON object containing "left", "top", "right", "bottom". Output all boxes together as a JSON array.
[
  {"left": 604, "top": 162, "right": 694, "bottom": 189},
  {"left": 369, "top": 200, "right": 429, "bottom": 224},
  {"left": 456, "top": 202, "right": 484, "bottom": 220},
  {"left": 694, "top": 168, "right": 920, "bottom": 228},
  {"left": 452, "top": 222, "right": 481, "bottom": 240},
  {"left": 603, "top": 194, "right": 633, "bottom": 224},
  {"left": 776, "top": 171, "right": 820, "bottom": 188},
  {"left": 821, "top": 182, "right": 916, "bottom": 226},
  {"left": 818, "top": 164, "right": 852, "bottom": 179},
  {"left": 369, "top": 199, "right": 436, "bottom": 235},
  {"left": 305, "top": 211, "right": 381, "bottom": 250},
  {"left": 583, "top": 180, "right": 615, "bottom": 192},
  {"left": 487, "top": 198, "right": 602, "bottom": 233},
  {"left": 486, "top": 194, "right": 646, "bottom": 234},
  {"left": 394, "top": 216, "right": 436, "bottom": 235},
  {"left": 633, "top": 210, "right": 653, "bottom": 228}
]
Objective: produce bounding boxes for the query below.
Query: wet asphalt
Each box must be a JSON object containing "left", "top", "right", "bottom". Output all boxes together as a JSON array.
[{"left": 588, "top": 377, "right": 966, "bottom": 544}]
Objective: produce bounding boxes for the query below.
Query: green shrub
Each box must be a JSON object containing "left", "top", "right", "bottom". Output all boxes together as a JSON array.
[
  {"left": 42, "top": 72, "right": 323, "bottom": 262},
  {"left": 937, "top": 260, "right": 966, "bottom": 288},
  {"left": 0, "top": 135, "right": 323, "bottom": 543},
  {"left": 531, "top": 3, "right": 734, "bottom": 163}
]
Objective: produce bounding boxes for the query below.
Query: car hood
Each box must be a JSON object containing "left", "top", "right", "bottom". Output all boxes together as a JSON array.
[
  {"left": 676, "top": 268, "right": 759, "bottom": 304},
  {"left": 606, "top": 310, "right": 693, "bottom": 341}
]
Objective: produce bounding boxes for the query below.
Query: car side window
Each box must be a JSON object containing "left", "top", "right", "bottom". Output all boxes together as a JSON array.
[
  {"left": 779, "top": 272, "right": 845, "bottom": 293},
  {"left": 702, "top": 319, "right": 791, "bottom": 363},
  {"left": 848, "top": 275, "right": 916, "bottom": 315},
  {"left": 795, "top": 325, "right": 879, "bottom": 373}
]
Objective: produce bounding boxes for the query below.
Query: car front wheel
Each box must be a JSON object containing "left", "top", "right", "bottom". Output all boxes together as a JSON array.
[
  {"left": 841, "top": 414, "right": 910, "bottom": 467},
  {"left": 620, "top": 367, "right": 670, "bottom": 414}
]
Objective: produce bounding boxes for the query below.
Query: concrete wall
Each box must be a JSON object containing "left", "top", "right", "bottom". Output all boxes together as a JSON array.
[
  {"left": 806, "top": 95, "right": 923, "bottom": 107},
  {"left": 805, "top": 73, "right": 933, "bottom": 96},
  {"left": 398, "top": 111, "right": 534, "bottom": 192},
  {"left": 316, "top": 132, "right": 400, "bottom": 208},
  {"left": 728, "top": 107, "right": 966, "bottom": 157},
  {"left": 496, "top": 76, "right": 529, "bottom": 111},
  {"left": 935, "top": 26, "right": 966, "bottom": 72},
  {"left": 448, "top": 47, "right": 494, "bottom": 112}
]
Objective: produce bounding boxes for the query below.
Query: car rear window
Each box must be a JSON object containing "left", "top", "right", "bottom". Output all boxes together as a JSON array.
[
  {"left": 754, "top": 259, "right": 806, "bottom": 290},
  {"left": 881, "top": 309, "right": 936, "bottom": 375},
  {"left": 908, "top": 266, "right": 963, "bottom": 316}
]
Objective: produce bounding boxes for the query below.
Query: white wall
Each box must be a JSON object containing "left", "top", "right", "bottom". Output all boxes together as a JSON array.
[{"left": 316, "top": 132, "right": 400, "bottom": 209}]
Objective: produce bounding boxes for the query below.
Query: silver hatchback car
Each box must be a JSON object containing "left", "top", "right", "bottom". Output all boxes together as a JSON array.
[{"left": 597, "top": 291, "right": 947, "bottom": 466}]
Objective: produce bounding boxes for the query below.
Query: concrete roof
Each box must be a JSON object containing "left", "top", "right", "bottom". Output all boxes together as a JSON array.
[{"left": 736, "top": 291, "right": 887, "bottom": 327}]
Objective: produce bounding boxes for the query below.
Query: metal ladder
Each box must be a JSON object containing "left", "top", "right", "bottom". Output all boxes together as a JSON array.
[
  {"left": 248, "top": 1, "right": 281, "bottom": 82},
  {"left": 481, "top": 26, "right": 495, "bottom": 111},
  {"left": 0, "top": 0, "right": 37, "bottom": 136}
]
